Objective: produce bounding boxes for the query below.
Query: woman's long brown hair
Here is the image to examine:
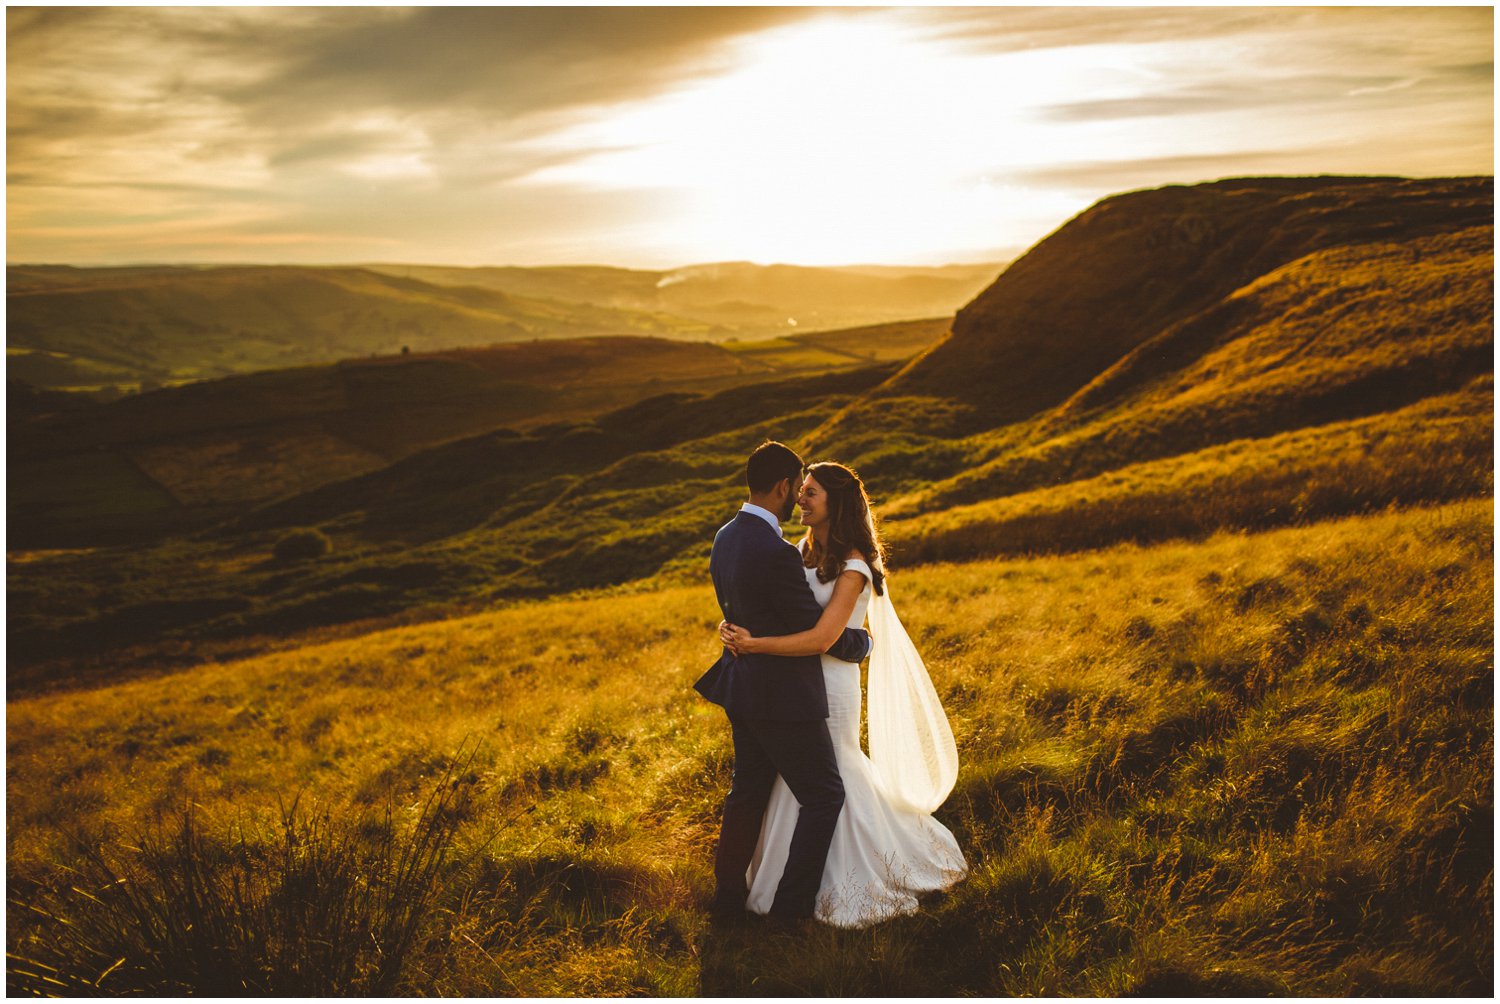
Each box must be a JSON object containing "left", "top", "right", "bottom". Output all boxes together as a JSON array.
[{"left": 800, "top": 462, "right": 887, "bottom": 596}]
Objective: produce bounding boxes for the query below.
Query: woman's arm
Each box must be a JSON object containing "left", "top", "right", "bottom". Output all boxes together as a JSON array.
[{"left": 720, "top": 568, "right": 867, "bottom": 656}]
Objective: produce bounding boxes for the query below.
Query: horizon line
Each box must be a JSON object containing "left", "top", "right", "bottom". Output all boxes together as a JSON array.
[{"left": 5, "top": 257, "right": 1018, "bottom": 272}]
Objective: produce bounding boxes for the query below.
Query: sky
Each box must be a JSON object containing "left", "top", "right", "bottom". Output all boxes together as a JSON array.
[{"left": 6, "top": 5, "right": 1494, "bottom": 268}]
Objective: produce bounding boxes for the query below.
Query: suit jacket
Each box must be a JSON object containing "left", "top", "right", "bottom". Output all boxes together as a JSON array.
[{"left": 694, "top": 510, "right": 871, "bottom": 721}]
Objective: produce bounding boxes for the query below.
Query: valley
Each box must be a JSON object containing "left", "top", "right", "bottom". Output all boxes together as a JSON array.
[{"left": 9, "top": 319, "right": 949, "bottom": 548}]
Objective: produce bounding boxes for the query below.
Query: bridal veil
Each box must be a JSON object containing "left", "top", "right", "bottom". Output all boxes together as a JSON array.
[{"left": 865, "top": 583, "right": 959, "bottom": 813}]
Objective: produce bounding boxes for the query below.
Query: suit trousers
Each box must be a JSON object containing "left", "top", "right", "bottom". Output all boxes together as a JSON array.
[{"left": 712, "top": 714, "right": 845, "bottom": 919}]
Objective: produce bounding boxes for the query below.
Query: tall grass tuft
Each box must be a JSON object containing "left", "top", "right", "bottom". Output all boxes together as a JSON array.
[{"left": 7, "top": 755, "right": 473, "bottom": 996}]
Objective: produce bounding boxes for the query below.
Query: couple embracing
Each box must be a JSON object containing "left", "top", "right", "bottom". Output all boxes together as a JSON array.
[{"left": 695, "top": 441, "right": 967, "bottom": 929}]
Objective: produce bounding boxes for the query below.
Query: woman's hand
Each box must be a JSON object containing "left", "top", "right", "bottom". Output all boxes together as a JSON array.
[{"left": 718, "top": 620, "right": 758, "bottom": 655}]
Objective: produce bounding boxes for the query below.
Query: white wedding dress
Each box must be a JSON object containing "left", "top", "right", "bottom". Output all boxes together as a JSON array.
[{"left": 744, "top": 557, "right": 968, "bottom": 927}]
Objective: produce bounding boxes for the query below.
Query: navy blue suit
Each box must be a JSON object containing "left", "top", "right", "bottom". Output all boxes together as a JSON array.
[{"left": 695, "top": 510, "right": 871, "bottom": 918}]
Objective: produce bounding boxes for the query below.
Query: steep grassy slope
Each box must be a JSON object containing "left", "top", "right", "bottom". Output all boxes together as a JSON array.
[
  {"left": 852, "top": 176, "right": 1490, "bottom": 433},
  {"left": 9, "top": 320, "right": 948, "bottom": 548},
  {"left": 894, "top": 377, "right": 1490, "bottom": 563},
  {"left": 857, "top": 213, "right": 1492, "bottom": 512},
  {"left": 8, "top": 500, "right": 1491, "bottom": 993}
]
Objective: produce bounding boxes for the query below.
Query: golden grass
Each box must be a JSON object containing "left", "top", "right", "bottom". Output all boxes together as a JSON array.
[
  {"left": 9, "top": 496, "right": 1491, "bottom": 994},
  {"left": 888, "top": 380, "right": 1491, "bottom": 562}
]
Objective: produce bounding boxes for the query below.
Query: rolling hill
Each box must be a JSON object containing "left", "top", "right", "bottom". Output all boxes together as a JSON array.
[
  {"left": 862, "top": 175, "right": 1490, "bottom": 429},
  {"left": 7, "top": 176, "right": 1491, "bottom": 677},
  {"left": 4, "top": 265, "right": 713, "bottom": 392},
  {"left": 9, "top": 319, "right": 949, "bottom": 548},
  {"left": 365, "top": 260, "right": 998, "bottom": 333},
  {"left": 5, "top": 262, "right": 997, "bottom": 395},
  {"left": 839, "top": 177, "right": 1494, "bottom": 510}
]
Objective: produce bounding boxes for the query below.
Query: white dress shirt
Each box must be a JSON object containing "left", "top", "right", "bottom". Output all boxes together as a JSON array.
[{"left": 740, "top": 502, "right": 784, "bottom": 537}]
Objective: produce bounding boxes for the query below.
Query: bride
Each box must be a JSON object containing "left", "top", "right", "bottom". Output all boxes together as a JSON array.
[{"left": 717, "top": 462, "right": 967, "bottom": 927}]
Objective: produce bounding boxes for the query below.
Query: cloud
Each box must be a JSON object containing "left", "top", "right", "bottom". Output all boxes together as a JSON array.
[
  {"left": 7, "top": 8, "right": 818, "bottom": 177},
  {"left": 912, "top": 5, "right": 1493, "bottom": 64},
  {"left": 6, "top": 6, "right": 831, "bottom": 247},
  {"left": 1039, "top": 74, "right": 1404, "bottom": 123},
  {"left": 218, "top": 8, "right": 818, "bottom": 127},
  {"left": 1006, "top": 151, "right": 1309, "bottom": 195},
  {"left": 904, "top": 6, "right": 1286, "bottom": 55},
  {"left": 5, "top": 6, "right": 1491, "bottom": 266}
]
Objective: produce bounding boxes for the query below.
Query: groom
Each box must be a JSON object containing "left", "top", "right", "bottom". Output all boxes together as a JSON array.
[{"left": 695, "top": 440, "right": 872, "bottom": 923}]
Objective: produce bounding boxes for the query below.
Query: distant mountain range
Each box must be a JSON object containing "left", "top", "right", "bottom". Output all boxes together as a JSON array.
[
  {"left": 365, "top": 261, "right": 998, "bottom": 329},
  {"left": 5, "top": 261, "right": 998, "bottom": 394},
  {"left": 9, "top": 175, "right": 1491, "bottom": 671}
]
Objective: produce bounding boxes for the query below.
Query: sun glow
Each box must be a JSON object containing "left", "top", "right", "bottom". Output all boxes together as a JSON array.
[{"left": 516, "top": 14, "right": 1127, "bottom": 263}]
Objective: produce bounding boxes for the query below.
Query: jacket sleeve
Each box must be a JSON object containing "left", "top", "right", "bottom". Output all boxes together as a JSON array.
[
  {"left": 826, "top": 624, "right": 873, "bottom": 664},
  {"left": 765, "top": 541, "right": 872, "bottom": 662}
]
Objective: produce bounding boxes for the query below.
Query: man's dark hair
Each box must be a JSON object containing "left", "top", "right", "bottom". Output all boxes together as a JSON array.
[{"left": 746, "top": 440, "right": 804, "bottom": 494}]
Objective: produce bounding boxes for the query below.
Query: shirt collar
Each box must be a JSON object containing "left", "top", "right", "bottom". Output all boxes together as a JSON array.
[{"left": 739, "top": 502, "right": 784, "bottom": 537}]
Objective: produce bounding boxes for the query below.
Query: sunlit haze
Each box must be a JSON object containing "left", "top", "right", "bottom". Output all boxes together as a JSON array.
[{"left": 7, "top": 6, "right": 1493, "bottom": 267}]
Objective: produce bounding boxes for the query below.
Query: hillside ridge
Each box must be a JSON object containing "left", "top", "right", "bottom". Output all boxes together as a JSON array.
[{"left": 842, "top": 175, "right": 1491, "bottom": 435}]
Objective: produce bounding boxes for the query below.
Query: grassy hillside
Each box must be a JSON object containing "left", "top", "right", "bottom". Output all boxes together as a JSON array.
[
  {"left": 9, "top": 320, "right": 948, "bottom": 549},
  {"left": 7, "top": 177, "right": 1490, "bottom": 675},
  {"left": 8, "top": 499, "right": 1491, "bottom": 993},
  {"left": 850, "top": 212, "right": 1493, "bottom": 510},
  {"left": 859, "top": 176, "right": 1491, "bottom": 432},
  {"left": 893, "top": 377, "right": 1490, "bottom": 562},
  {"left": 7, "top": 364, "right": 899, "bottom": 676},
  {"left": 9, "top": 360, "right": 1488, "bottom": 686}
]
